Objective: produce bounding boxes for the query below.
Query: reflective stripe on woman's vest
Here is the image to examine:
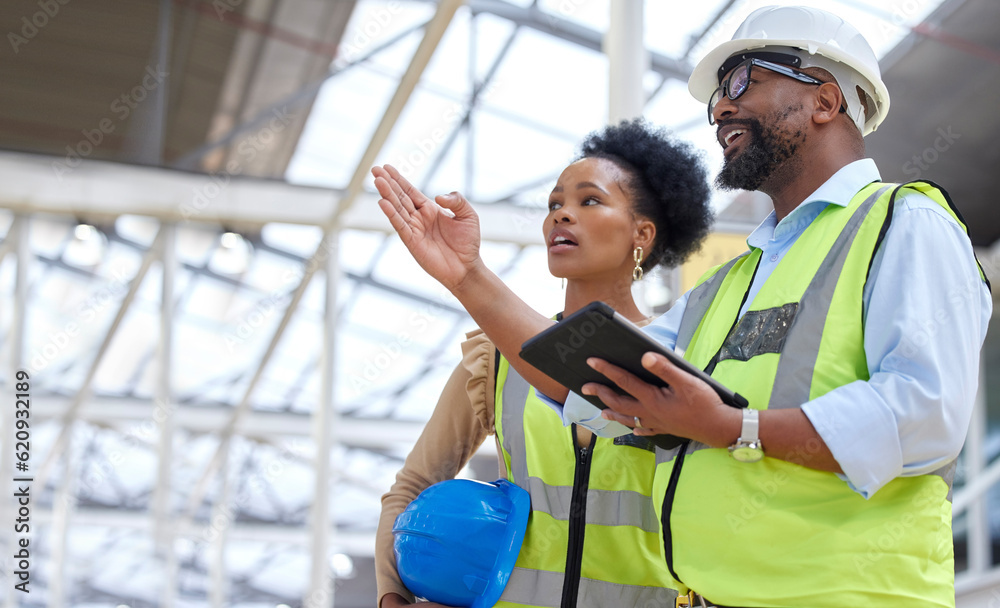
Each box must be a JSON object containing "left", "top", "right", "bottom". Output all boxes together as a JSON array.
[
  {"left": 493, "top": 357, "right": 678, "bottom": 608},
  {"left": 653, "top": 181, "right": 986, "bottom": 608}
]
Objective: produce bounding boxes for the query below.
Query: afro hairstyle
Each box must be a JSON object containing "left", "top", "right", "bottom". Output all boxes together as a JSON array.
[{"left": 577, "top": 118, "right": 713, "bottom": 271}]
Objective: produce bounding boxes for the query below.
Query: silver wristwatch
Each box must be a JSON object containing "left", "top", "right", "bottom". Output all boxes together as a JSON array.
[{"left": 729, "top": 408, "right": 764, "bottom": 463}]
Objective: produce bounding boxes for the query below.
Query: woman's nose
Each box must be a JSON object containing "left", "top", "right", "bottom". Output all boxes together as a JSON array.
[{"left": 553, "top": 207, "right": 573, "bottom": 223}]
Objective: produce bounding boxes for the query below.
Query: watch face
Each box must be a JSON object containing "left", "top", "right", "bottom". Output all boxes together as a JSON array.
[{"left": 730, "top": 445, "right": 764, "bottom": 463}]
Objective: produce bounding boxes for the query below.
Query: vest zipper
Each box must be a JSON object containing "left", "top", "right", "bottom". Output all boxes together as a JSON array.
[
  {"left": 661, "top": 441, "right": 689, "bottom": 584},
  {"left": 561, "top": 426, "right": 595, "bottom": 608}
]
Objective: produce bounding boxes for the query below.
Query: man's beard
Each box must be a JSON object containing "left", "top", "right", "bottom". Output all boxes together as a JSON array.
[{"left": 715, "top": 111, "right": 805, "bottom": 192}]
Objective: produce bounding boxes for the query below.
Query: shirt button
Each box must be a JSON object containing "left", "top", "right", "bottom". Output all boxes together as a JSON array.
[{"left": 770, "top": 254, "right": 779, "bottom": 262}]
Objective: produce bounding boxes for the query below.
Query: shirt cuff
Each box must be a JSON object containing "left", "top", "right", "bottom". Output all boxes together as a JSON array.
[
  {"left": 536, "top": 390, "right": 632, "bottom": 438},
  {"left": 800, "top": 381, "right": 903, "bottom": 499},
  {"left": 563, "top": 393, "right": 633, "bottom": 437}
]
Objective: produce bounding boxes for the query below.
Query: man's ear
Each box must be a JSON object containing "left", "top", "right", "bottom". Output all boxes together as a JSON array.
[{"left": 813, "top": 82, "right": 844, "bottom": 125}]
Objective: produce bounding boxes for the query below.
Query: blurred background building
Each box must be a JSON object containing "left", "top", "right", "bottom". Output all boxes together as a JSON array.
[{"left": 1, "top": 0, "right": 999, "bottom": 606}]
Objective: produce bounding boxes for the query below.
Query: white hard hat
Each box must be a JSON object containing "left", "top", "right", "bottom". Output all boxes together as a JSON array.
[{"left": 688, "top": 5, "right": 890, "bottom": 136}]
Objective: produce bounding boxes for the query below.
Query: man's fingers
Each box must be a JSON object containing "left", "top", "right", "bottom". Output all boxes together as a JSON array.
[
  {"left": 581, "top": 381, "right": 642, "bottom": 418},
  {"left": 589, "top": 397, "right": 660, "bottom": 435},
  {"left": 587, "top": 356, "right": 665, "bottom": 403},
  {"left": 640, "top": 351, "right": 712, "bottom": 395}
]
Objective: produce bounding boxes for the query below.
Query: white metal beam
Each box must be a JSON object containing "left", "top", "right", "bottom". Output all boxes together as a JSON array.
[
  {"left": 605, "top": 0, "right": 647, "bottom": 123},
  {"left": 154, "top": 222, "right": 178, "bottom": 607},
  {"left": 30, "top": 396, "right": 426, "bottom": 448},
  {"left": 0, "top": 150, "right": 549, "bottom": 244},
  {"left": 209, "top": 455, "right": 231, "bottom": 608},
  {"left": 50, "top": 437, "right": 78, "bottom": 608},
  {"left": 0, "top": 150, "right": 338, "bottom": 229},
  {"left": 308, "top": 230, "right": 339, "bottom": 606},
  {"left": 967, "top": 365, "right": 990, "bottom": 574},
  {"left": 0, "top": 150, "right": 765, "bottom": 247}
]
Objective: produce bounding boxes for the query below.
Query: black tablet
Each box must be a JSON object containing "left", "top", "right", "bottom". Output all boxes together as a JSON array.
[{"left": 519, "top": 301, "right": 748, "bottom": 449}]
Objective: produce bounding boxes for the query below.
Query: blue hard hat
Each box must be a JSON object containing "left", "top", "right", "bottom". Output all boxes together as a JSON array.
[{"left": 393, "top": 478, "right": 530, "bottom": 608}]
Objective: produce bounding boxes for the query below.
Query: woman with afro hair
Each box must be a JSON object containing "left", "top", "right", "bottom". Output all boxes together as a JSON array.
[{"left": 373, "top": 118, "right": 712, "bottom": 608}]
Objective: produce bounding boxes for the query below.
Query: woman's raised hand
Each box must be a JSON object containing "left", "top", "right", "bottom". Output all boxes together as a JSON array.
[{"left": 372, "top": 164, "right": 483, "bottom": 291}]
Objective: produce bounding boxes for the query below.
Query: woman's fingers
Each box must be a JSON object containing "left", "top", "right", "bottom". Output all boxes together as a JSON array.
[
  {"left": 373, "top": 176, "right": 415, "bottom": 235},
  {"left": 373, "top": 165, "right": 418, "bottom": 216},
  {"left": 434, "top": 190, "right": 477, "bottom": 222},
  {"left": 384, "top": 164, "right": 428, "bottom": 212},
  {"left": 376, "top": 196, "right": 412, "bottom": 239}
]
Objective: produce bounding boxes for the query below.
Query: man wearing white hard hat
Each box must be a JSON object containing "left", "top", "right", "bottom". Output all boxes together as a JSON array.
[
  {"left": 370, "top": 4, "right": 991, "bottom": 606},
  {"left": 586, "top": 5, "right": 992, "bottom": 607}
]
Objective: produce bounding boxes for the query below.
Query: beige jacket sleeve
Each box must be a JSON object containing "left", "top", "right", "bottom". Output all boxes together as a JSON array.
[{"left": 375, "top": 329, "right": 498, "bottom": 607}]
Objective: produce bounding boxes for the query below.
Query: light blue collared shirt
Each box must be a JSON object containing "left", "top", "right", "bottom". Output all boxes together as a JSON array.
[{"left": 554, "top": 159, "right": 991, "bottom": 498}]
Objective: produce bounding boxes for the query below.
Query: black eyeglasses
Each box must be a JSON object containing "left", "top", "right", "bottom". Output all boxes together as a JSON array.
[{"left": 708, "top": 58, "right": 826, "bottom": 125}]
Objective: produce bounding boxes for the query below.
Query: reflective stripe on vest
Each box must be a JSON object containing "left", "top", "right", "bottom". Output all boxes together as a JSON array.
[
  {"left": 675, "top": 255, "right": 743, "bottom": 355},
  {"left": 654, "top": 182, "right": 982, "bottom": 607},
  {"left": 494, "top": 360, "right": 677, "bottom": 607},
  {"left": 501, "top": 568, "right": 680, "bottom": 607}
]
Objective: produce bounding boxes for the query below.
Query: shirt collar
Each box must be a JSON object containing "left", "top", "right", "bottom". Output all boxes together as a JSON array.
[{"left": 746, "top": 159, "right": 882, "bottom": 248}]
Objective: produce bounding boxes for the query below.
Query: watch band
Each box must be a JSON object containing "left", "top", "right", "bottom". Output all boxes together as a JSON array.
[{"left": 740, "top": 408, "right": 759, "bottom": 443}]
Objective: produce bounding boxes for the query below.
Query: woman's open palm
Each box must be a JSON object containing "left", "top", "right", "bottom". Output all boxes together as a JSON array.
[{"left": 372, "top": 164, "right": 482, "bottom": 291}]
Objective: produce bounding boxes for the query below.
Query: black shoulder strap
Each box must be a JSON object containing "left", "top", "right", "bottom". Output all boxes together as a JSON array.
[
  {"left": 862, "top": 181, "right": 899, "bottom": 288},
  {"left": 864, "top": 180, "right": 991, "bottom": 292}
]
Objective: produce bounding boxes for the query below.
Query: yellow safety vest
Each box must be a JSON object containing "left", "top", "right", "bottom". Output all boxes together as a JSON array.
[
  {"left": 654, "top": 181, "right": 987, "bottom": 607},
  {"left": 494, "top": 355, "right": 678, "bottom": 607}
]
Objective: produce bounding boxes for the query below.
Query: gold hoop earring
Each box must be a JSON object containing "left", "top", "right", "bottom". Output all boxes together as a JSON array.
[{"left": 633, "top": 247, "right": 644, "bottom": 281}]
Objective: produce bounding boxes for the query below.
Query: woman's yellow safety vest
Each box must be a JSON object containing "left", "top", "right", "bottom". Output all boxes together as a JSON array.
[
  {"left": 494, "top": 356, "right": 678, "bottom": 607},
  {"left": 654, "top": 181, "right": 987, "bottom": 608}
]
